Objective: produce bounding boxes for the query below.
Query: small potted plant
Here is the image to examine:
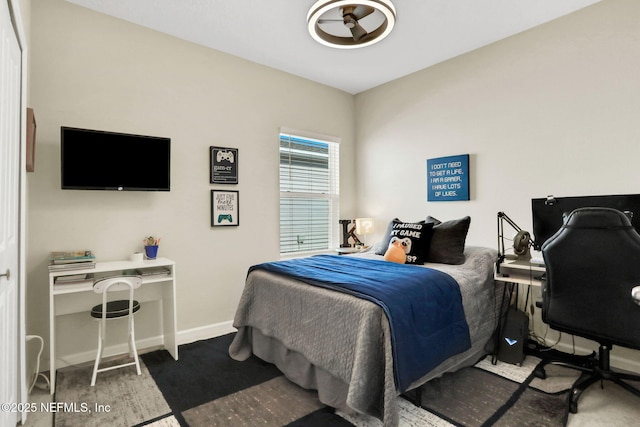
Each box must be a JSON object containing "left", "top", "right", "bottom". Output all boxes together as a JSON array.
[{"left": 144, "top": 236, "right": 160, "bottom": 260}]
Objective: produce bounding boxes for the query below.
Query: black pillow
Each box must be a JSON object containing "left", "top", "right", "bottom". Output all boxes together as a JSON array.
[
  {"left": 375, "top": 219, "right": 433, "bottom": 264},
  {"left": 425, "top": 216, "right": 470, "bottom": 265}
]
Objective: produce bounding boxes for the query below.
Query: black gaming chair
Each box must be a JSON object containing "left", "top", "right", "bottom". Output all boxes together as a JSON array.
[{"left": 540, "top": 207, "right": 640, "bottom": 413}]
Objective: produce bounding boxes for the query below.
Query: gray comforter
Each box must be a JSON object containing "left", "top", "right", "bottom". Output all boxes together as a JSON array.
[{"left": 229, "top": 246, "right": 500, "bottom": 426}]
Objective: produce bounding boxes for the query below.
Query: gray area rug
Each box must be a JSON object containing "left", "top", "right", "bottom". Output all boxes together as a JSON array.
[
  {"left": 54, "top": 357, "right": 171, "bottom": 427},
  {"left": 55, "top": 334, "right": 350, "bottom": 427},
  {"left": 181, "top": 376, "right": 324, "bottom": 426},
  {"left": 54, "top": 335, "right": 580, "bottom": 426},
  {"left": 342, "top": 356, "right": 581, "bottom": 427}
]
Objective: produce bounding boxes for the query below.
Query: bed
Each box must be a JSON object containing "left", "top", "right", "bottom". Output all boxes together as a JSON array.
[{"left": 229, "top": 244, "right": 501, "bottom": 426}]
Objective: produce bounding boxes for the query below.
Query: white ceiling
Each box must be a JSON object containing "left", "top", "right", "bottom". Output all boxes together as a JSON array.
[{"left": 66, "top": 0, "right": 601, "bottom": 94}]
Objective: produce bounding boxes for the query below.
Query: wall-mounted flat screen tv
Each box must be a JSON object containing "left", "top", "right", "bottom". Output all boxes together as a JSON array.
[{"left": 61, "top": 127, "right": 171, "bottom": 191}]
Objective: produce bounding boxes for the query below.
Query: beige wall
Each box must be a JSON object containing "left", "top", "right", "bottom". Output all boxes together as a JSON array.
[
  {"left": 26, "top": 0, "right": 355, "bottom": 362},
  {"left": 355, "top": 0, "right": 640, "bottom": 368},
  {"left": 27, "top": 0, "right": 640, "bottom": 370}
]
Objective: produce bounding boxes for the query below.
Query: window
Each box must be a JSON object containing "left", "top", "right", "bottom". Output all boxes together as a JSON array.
[{"left": 279, "top": 129, "right": 340, "bottom": 255}]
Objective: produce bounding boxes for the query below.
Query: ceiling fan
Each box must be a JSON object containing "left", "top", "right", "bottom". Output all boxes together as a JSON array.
[
  {"left": 318, "top": 5, "right": 375, "bottom": 42},
  {"left": 307, "top": 0, "right": 396, "bottom": 49}
]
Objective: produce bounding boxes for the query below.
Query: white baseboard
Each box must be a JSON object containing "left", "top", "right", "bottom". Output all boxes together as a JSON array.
[
  {"left": 177, "top": 320, "right": 236, "bottom": 345},
  {"left": 53, "top": 320, "right": 640, "bottom": 378},
  {"left": 56, "top": 336, "right": 165, "bottom": 369},
  {"left": 55, "top": 320, "right": 236, "bottom": 370}
]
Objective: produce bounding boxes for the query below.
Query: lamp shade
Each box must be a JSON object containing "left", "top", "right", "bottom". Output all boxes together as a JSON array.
[{"left": 355, "top": 218, "right": 375, "bottom": 235}]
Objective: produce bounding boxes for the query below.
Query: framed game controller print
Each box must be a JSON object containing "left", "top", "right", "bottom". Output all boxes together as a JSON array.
[
  {"left": 210, "top": 146, "right": 238, "bottom": 184},
  {"left": 211, "top": 190, "right": 239, "bottom": 227}
]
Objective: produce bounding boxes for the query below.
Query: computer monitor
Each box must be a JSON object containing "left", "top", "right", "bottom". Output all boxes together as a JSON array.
[{"left": 531, "top": 194, "right": 640, "bottom": 250}]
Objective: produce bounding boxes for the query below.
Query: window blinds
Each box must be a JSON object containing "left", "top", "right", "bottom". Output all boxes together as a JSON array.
[{"left": 279, "top": 131, "right": 339, "bottom": 254}]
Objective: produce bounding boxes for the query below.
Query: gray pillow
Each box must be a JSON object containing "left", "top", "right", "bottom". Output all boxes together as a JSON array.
[
  {"left": 425, "top": 216, "right": 470, "bottom": 265},
  {"left": 374, "top": 219, "right": 398, "bottom": 256}
]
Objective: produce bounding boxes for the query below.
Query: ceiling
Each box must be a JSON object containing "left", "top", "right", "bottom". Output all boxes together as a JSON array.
[{"left": 66, "top": 0, "right": 601, "bottom": 94}]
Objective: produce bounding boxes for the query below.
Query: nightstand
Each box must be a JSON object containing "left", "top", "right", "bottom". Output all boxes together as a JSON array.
[{"left": 334, "top": 247, "right": 366, "bottom": 255}]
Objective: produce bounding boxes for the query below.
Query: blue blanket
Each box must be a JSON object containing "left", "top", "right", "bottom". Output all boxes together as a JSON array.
[{"left": 249, "top": 254, "right": 471, "bottom": 392}]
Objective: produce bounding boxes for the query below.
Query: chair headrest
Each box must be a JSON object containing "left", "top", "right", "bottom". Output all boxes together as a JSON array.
[
  {"left": 563, "top": 207, "right": 633, "bottom": 229},
  {"left": 93, "top": 275, "right": 142, "bottom": 293}
]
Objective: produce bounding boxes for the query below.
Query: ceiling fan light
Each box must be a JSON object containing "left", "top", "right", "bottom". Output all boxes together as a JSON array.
[
  {"left": 307, "top": 0, "right": 396, "bottom": 49},
  {"left": 343, "top": 14, "right": 357, "bottom": 29}
]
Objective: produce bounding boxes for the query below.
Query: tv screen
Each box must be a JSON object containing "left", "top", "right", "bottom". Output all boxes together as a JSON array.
[{"left": 61, "top": 127, "right": 171, "bottom": 191}]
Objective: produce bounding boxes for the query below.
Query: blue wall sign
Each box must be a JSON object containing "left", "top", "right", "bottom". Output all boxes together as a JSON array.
[{"left": 427, "top": 154, "right": 470, "bottom": 202}]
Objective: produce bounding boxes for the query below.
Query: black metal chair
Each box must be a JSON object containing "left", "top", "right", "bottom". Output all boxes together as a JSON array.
[{"left": 540, "top": 207, "right": 640, "bottom": 413}]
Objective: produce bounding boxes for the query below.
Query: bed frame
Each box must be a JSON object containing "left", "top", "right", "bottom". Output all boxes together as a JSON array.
[{"left": 230, "top": 246, "right": 501, "bottom": 426}]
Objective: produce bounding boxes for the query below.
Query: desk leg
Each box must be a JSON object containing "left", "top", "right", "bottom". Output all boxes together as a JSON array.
[
  {"left": 49, "top": 284, "right": 56, "bottom": 394},
  {"left": 162, "top": 276, "right": 178, "bottom": 360}
]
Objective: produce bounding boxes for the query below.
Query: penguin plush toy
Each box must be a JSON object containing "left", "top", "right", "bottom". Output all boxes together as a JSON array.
[{"left": 383, "top": 236, "right": 411, "bottom": 264}]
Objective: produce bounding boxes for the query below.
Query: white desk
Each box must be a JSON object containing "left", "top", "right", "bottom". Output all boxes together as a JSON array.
[
  {"left": 48, "top": 257, "right": 178, "bottom": 394},
  {"left": 495, "top": 259, "right": 545, "bottom": 288}
]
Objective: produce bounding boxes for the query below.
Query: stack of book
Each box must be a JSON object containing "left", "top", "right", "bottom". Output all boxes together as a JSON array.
[
  {"left": 48, "top": 250, "right": 96, "bottom": 272},
  {"left": 53, "top": 273, "right": 94, "bottom": 287},
  {"left": 134, "top": 266, "right": 171, "bottom": 278}
]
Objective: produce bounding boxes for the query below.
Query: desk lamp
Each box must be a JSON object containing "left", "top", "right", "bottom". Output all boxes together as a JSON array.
[
  {"left": 497, "top": 212, "right": 532, "bottom": 269},
  {"left": 355, "top": 218, "right": 375, "bottom": 248}
]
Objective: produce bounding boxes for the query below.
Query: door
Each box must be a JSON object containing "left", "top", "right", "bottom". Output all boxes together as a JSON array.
[{"left": 0, "top": 0, "right": 22, "bottom": 425}]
